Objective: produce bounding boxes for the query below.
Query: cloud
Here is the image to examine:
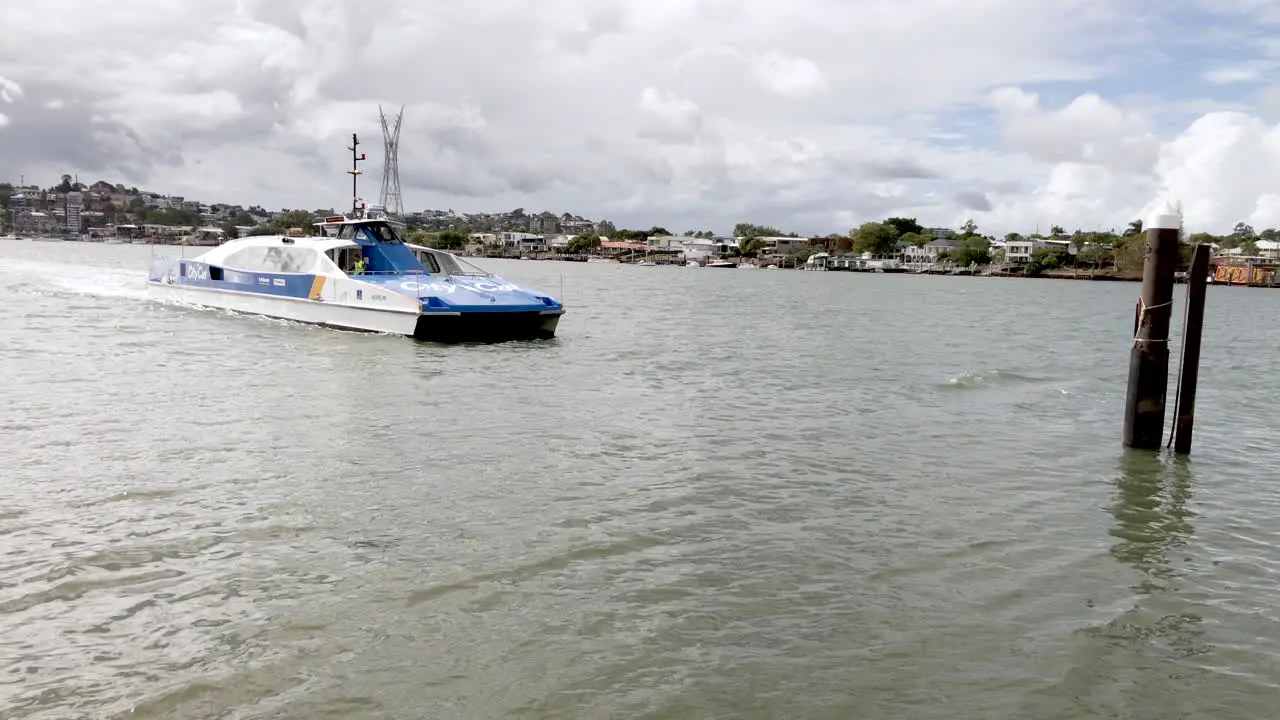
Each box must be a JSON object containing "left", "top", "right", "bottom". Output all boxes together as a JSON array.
[
  {"left": 1204, "top": 60, "right": 1278, "bottom": 85},
  {"left": 0, "top": 0, "right": 1278, "bottom": 235},
  {"left": 988, "top": 87, "right": 1160, "bottom": 173},
  {"left": 637, "top": 88, "right": 704, "bottom": 144},
  {"left": 0, "top": 74, "right": 20, "bottom": 103},
  {"left": 751, "top": 53, "right": 828, "bottom": 98}
]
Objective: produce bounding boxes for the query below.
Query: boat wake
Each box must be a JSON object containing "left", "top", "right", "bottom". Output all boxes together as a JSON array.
[
  {"left": 943, "top": 369, "right": 1051, "bottom": 389},
  {"left": 0, "top": 258, "right": 149, "bottom": 302}
]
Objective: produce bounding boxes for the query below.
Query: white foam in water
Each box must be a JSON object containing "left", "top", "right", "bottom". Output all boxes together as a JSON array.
[{"left": 0, "top": 258, "right": 150, "bottom": 301}]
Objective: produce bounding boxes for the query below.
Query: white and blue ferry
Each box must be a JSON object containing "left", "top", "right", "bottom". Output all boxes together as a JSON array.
[{"left": 146, "top": 134, "right": 564, "bottom": 342}]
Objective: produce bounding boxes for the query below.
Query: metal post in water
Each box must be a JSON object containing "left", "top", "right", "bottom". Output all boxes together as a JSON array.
[
  {"left": 1173, "top": 243, "right": 1211, "bottom": 454},
  {"left": 1122, "top": 207, "right": 1182, "bottom": 450}
]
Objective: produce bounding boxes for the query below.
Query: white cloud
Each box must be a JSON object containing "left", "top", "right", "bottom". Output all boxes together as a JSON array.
[
  {"left": 637, "top": 87, "right": 703, "bottom": 144},
  {"left": 988, "top": 87, "right": 1159, "bottom": 173},
  {"left": 0, "top": 0, "right": 1277, "bottom": 235},
  {"left": 751, "top": 53, "right": 827, "bottom": 98},
  {"left": 1204, "top": 60, "right": 1277, "bottom": 85},
  {"left": 1145, "top": 112, "right": 1280, "bottom": 231},
  {"left": 0, "top": 74, "right": 20, "bottom": 103}
]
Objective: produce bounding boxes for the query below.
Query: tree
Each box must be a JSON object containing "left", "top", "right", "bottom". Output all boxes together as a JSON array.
[
  {"left": 883, "top": 217, "right": 924, "bottom": 237},
  {"left": 1112, "top": 234, "right": 1147, "bottom": 272},
  {"left": 733, "top": 222, "right": 794, "bottom": 239},
  {"left": 1123, "top": 219, "right": 1143, "bottom": 237},
  {"left": 144, "top": 207, "right": 203, "bottom": 226},
  {"left": 611, "top": 228, "right": 648, "bottom": 242},
  {"left": 899, "top": 232, "right": 931, "bottom": 247},
  {"left": 1025, "top": 246, "right": 1067, "bottom": 276},
  {"left": 403, "top": 228, "right": 431, "bottom": 246},
  {"left": 1069, "top": 230, "right": 1087, "bottom": 251},
  {"left": 850, "top": 221, "right": 900, "bottom": 256},
  {"left": 951, "top": 236, "right": 991, "bottom": 266},
  {"left": 1050, "top": 224, "right": 1065, "bottom": 237},
  {"left": 738, "top": 237, "right": 766, "bottom": 256},
  {"left": 432, "top": 230, "right": 467, "bottom": 250},
  {"left": 1230, "top": 222, "right": 1257, "bottom": 254},
  {"left": 566, "top": 233, "right": 602, "bottom": 254},
  {"left": 266, "top": 209, "right": 317, "bottom": 233},
  {"left": 959, "top": 218, "right": 978, "bottom": 238},
  {"left": 1080, "top": 244, "right": 1112, "bottom": 268}
]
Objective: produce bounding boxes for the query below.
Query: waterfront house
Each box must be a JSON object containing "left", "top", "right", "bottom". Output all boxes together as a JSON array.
[
  {"left": 600, "top": 240, "right": 648, "bottom": 259},
  {"left": 499, "top": 231, "right": 546, "bottom": 253},
  {"left": 755, "top": 236, "right": 810, "bottom": 255},
  {"left": 1004, "top": 237, "right": 1048, "bottom": 264},
  {"left": 903, "top": 237, "right": 960, "bottom": 268}
]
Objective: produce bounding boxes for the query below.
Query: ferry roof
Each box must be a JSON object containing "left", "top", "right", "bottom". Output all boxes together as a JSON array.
[
  {"left": 312, "top": 214, "right": 403, "bottom": 227},
  {"left": 192, "top": 233, "right": 359, "bottom": 266}
]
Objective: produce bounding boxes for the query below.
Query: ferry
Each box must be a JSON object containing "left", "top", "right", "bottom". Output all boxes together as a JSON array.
[{"left": 146, "top": 133, "right": 565, "bottom": 343}]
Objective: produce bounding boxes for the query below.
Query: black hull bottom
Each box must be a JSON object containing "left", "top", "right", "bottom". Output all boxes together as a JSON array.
[{"left": 412, "top": 311, "right": 562, "bottom": 343}]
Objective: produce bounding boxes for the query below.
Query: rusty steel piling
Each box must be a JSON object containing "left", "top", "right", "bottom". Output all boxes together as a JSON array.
[{"left": 1171, "top": 243, "right": 1211, "bottom": 454}]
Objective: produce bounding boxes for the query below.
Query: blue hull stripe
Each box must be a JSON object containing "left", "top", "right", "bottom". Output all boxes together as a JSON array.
[{"left": 169, "top": 261, "right": 317, "bottom": 299}]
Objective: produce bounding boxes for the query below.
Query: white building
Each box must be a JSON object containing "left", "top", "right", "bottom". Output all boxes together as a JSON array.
[
  {"left": 1004, "top": 237, "right": 1049, "bottom": 264},
  {"left": 903, "top": 237, "right": 960, "bottom": 267},
  {"left": 64, "top": 191, "right": 84, "bottom": 231},
  {"left": 499, "top": 231, "right": 546, "bottom": 252}
]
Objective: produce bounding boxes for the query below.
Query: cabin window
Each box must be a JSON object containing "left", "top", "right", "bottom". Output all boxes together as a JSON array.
[
  {"left": 337, "top": 225, "right": 356, "bottom": 239},
  {"left": 336, "top": 248, "right": 363, "bottom": 273},
  {"left": 416, "top": 251, "right": 440, "bottom": 273},
  {"left": 223, "top": 246, "right": 319, "bottom": 273}
]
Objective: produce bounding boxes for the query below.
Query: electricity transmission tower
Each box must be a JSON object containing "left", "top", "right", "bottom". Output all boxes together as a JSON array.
[{"left": 378, "top": 104, "right": 404, "bottom": 217}]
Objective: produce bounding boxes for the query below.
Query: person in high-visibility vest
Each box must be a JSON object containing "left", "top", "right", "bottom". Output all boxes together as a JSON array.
[{"left": 353, "top": 256, "right": 367, "bottom": 275}]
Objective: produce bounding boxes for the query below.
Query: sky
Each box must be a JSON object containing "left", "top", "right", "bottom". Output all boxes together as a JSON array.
[{"left": 2, "top": 0, "right": 1280, "bottom": 237}]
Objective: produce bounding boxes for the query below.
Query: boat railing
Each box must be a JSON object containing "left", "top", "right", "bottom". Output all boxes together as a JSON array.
[{"left": 346, "top": 269, "right": 430, "bottom": 278}]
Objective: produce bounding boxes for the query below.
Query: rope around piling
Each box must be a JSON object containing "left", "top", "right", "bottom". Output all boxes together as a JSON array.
[{"left": 1133, "top": 297, "right": 1174, "bottom": 344}]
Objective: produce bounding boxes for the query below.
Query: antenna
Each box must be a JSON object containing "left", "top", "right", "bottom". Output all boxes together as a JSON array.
[
  {"left": 378, "top": 104, "right": 404, "bottom": 218},
  {"left": 347, "top": 133, "right": 366, "bottom": 216}
]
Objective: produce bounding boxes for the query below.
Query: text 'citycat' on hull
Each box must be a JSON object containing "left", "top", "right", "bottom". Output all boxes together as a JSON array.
[{"left": 145, "top": 131, "right": 565, "bottom": 343}]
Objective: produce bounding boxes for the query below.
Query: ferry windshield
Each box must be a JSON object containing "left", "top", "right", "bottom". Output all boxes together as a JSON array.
[
  {"left": 363, "top": 224, "right": 400, "bottom": 243},
  {"left": 424, "top": 250, "right": 492, "bottom": 277}
]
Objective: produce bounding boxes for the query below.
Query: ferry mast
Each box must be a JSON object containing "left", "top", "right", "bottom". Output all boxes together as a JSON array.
[{"left": 347, "top": 133, "right": 367, "bottom": 217}]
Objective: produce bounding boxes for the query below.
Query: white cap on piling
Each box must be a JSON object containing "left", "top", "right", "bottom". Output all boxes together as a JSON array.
[{"left": 1145, "top": 200, "right": 1182, "bottom": 231}]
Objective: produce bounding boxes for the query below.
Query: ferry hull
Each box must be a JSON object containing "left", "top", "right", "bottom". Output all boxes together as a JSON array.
[
  {"left": 147, "top": 281, "right": 562, "bottom": 342},
  {"left": 147, "top": 281, "right": 422, "bottom": 336},
  {"left": 412, "top": 310, "right": 562, "bottom": 343}
]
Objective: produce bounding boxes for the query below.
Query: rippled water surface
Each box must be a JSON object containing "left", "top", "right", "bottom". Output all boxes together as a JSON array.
[{"left": 3, "top": 239, "right": 1280, "bottom": 719}]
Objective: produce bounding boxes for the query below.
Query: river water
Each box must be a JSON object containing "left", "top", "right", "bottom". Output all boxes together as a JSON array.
[{"left": 2, "top": 239, "right": 1278, "bottom": 719}]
